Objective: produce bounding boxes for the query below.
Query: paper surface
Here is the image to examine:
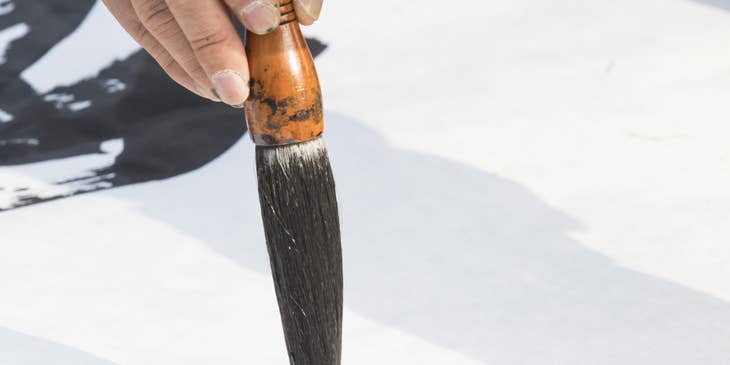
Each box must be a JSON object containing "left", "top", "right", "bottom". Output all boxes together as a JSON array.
[{"left": 2, "top": 0, "right": 730, "bottom": 363}]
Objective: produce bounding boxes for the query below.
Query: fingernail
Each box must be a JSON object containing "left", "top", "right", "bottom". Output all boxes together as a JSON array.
[
  {"left": 240, "top": 0, "right": 280, "bottom": 35},
  {"left": 211, "top": 70, "right": 249, "bottom": 106},
  {"left": 297, "top": 0, "right": 322, "bottom": 21}
]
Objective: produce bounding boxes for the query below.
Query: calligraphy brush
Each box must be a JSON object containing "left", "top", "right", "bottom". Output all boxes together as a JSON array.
[{"left": 243, "top": 2, "right": 343, "bottom": 364}]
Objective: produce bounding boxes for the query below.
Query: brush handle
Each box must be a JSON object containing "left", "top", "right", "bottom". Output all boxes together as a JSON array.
[{"left": 244, "top": 1, "right": 324, "bottom": 146}]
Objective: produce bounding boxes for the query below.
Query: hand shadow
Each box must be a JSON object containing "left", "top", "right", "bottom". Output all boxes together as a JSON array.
[
  {"left": 114, "top": 113, "right": 730, "bottom": 364},
  {"left": 0, "top": 327, "right": 116, "bottom": 365}
]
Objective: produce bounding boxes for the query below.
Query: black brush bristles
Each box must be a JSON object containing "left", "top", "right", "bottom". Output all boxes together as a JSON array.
[{"left": 255, "top": 137, "right": 343, "bottom": 365}]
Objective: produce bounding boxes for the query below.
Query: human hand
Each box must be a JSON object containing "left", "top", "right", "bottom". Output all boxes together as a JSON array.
[{"left": 102, "top": 0, "right": 322, "bottom": 106}]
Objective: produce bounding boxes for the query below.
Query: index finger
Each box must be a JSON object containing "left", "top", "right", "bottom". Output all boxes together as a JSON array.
[{"left": 165, "top": 0, "right": 250, "bottom": 106}]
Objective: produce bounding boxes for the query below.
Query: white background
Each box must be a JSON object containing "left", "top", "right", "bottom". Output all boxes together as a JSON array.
[{"left": 2, "top": 0, "right": 730, "bottom": 363}]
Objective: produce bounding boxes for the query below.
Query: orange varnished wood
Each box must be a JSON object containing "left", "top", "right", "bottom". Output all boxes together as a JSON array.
[
  {"left": 279, "top": 2, "right": 297, "bottom": 24},
  {"left": 244, "top": 3, "right": 323, "bottom": 146}
]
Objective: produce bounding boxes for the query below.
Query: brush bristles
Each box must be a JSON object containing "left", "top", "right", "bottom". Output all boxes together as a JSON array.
[{"left": 256, "top": 137, "right": 343, "bottom": 365}]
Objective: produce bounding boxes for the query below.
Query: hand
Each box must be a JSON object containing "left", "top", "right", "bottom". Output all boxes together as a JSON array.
[{"left": 102, "top": 0, "right": 323, "bottom": 106}]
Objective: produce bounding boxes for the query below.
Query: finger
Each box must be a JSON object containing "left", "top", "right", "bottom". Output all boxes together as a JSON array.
[
  {"left": 165, "top": 0, "right": 250, "bottom": 106},
  {"left": 130, "top": 0, "right": 218, "bottom": 101},
  {"left": 102, "top": 0, "right": 211, "bottom": 100},
  {"left": 293, "top": 0, "right": 322, "bottom": 25},
  {"left": 223, "top": 0, "right": 280, "bottom": 35}
]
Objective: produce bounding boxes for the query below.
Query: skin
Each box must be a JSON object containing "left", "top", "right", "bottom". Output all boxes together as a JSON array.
[{"left": 103, "top": 0, "right": 323, "bottom": 106}]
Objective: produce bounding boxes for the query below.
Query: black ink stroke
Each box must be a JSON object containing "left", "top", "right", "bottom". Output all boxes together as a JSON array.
[{"left": 0, "top": 1, "right": 327, "bottom": 211}]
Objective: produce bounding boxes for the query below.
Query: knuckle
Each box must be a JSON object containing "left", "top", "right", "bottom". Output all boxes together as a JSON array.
[
  {"left": 151, "top": 49, "right": 178, "bottom": 75},
  {"left": 160, "top": 56, "right": 177, "bottom": 73},
  {"left": 188, "top": 64, "right": 206, "bottom": 78},
  {"left": 147, "top": 41, "right": 167, "bottom": 60},
  {"left": 163, "top": 0, "right": 185, "bottom": 9},
  {"left": 148, "top": 13, "right": 177, "bottom": 36},
  {"left": 180, "top": 59, "right": 204, "bottom": 75},
  {"left": 187, "top": 64, "right": 210, "bottom": 84},
  {"left": 133, "top": 0, "right": 175, "bottom": 31},
  {"left": 188, "top": 29, "right": 230, "bottom": 54},
  {"left": 134, "top": 21, "right": 151, "bottom": 43}
]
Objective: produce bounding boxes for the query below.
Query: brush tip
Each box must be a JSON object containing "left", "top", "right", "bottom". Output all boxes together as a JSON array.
[{"left": 255, "top": 135, "right": 342, "bottom": 365}]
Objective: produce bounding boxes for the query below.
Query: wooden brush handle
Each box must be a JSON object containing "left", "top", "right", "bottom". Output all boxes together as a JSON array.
[{"left": 244, "top": 1, "right": 324, "bottom": 146}]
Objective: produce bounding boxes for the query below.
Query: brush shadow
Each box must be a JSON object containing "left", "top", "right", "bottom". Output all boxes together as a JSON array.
[
  {"left": 113, "top": 114, "right": 730, "bottom": 364},
  {"left": 0, "top": 327, "right": 116, "bottom": 364},
  {"left": 690, "top": 0, "right": 730, "bottom": 11}
]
